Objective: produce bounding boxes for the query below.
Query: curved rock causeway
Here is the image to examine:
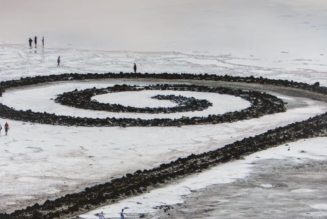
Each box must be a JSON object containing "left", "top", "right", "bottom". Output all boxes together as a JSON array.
[{"left": 0, "top": 73, "right": 326, "bottom": 219}]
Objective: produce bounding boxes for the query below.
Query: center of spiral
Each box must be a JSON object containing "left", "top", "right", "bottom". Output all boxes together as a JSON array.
[{"left": 56, "top": 85, "right": 213, "bottom": 114}]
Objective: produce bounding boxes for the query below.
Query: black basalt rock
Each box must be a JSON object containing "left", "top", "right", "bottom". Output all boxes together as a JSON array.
[{"left": 0, "top": 79, "right": 286, "bottom": 127}]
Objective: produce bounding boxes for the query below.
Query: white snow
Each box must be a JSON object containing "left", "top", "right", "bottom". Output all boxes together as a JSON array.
[
  {"left": 0, "top": 45, "right": 326, "bottom": 87},
  {"left": 93, "top": 91, "right": 177, "bottom": 108},
  {"left": 260, "top": 184, "right": 273, "bottom": 188},
  {"left": 310, "top": 204, "right": 327, "bottom": 210},
  {"left": 291, "top": 188, "right": 316, "bottom": 193},
  {"left": 0, "top": 45, "right": 326, "bottom": 212},
  {"left": 0, "top": 88, "right": 326, "bottom": 211}
]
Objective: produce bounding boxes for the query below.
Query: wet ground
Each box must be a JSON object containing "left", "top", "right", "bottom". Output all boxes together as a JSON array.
[{"left": 156, "top": 158, "right": 327, "bottom": 219}]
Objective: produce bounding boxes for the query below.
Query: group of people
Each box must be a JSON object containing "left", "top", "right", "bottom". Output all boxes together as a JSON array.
[
  {"left": 97, "top": 208, "right": 125, "bottom": 219},
  {"left": 0, "top": 121, "right": 9, "bottom": 136},
  {"left": 28, "top": 38, "right": 138, "bottom": 71},
  {"left": 28, "top": 37, "right": 62, "bottom": 67},
  {"left": 29, "top": 36, "right": 44, "bottom": 49}
]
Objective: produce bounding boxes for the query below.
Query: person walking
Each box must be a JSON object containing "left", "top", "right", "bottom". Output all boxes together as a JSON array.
[
  {"left": 133, "top": 63, "right": 137, "bottom": 73},
  {"left": 42, "top": 37, "right": 45, "bottom": 48},
  {"left": 57, "top": 56, "right": 61, "bottom": 67},
  {"left": 4, "top": 122, "right": 9, "bottom": 136},
  {"left": 0, "top": 123, "right": 2, "bottom": 134},
  {"left": 34, "top": 36, "right": 37, "bottom": 48},
  {"left": 29, "top": 38, "right": 33, "bottom": 49}
]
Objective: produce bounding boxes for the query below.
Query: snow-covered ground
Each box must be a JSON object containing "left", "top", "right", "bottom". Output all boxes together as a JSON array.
[
  {"left": 0, "top": 0, "right": 327, "bottom": 217},
  {"left": 1, "top": 79, "right": 325, "bottom": 212},
  {"left": 0, "top": 45, "right": 326, "bottom": 87}
]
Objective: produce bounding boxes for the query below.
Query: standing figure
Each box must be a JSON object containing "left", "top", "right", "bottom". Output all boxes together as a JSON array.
[
  {"left": 133, "top": 63, "right": 137, "bottom": 73},
  {"left": 57, "top": 56, "right": 61, "bottom": 67},
  {"left": 0, "top": 123, "right": 2, "bottom": 134},
  {"left": 42, "top": 37, "right": 45, "bottom": 48},
  {"left": 29, "top": 38, "right": 33, "bottom": 49},
  {"left": 34, "top": 36, "right": 37, "bottom": 48},
  {"left": 4, "top": 122, "right": 9, "bottom": 136},
  {"left": 120, "top": 209, "right": 125, "bottom": 219},
  {"left": 98, "top": 211, "right": 105, "bottom": 219}
]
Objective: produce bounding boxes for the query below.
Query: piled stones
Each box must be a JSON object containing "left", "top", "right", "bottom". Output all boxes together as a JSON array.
[
  {"left": 1, "top": 112, "right": 326, "bottom": 219},
  {"left": 55, "top": 84, "right": 213, "bottom": 114},
  {"left": 1, "top": 72, "right": 326, "bottom": 95},
  {"left": 0, "top": 73, "right": 326, "bottom": 219},
  {"left": 0, "top": 81, "right": 286, "bottom": 127}
]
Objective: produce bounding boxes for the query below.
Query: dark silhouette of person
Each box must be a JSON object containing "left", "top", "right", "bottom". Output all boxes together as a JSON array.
[
  {"left": 120, "top": 209, "right": 125, "bottom": 219},
  {"left": 57, "top": 56, "right": 61, "bottom": 67},
  {"left": 4, "top": 122, "right": 9, "bottom": 136},
  {"left": 28, "top": 38, "right": 33, "bottom": 49},
  {"left": 34, "top": 36, "right": 37, "bottom": 48},
  {"left": 42, "top": 37, "right": 44, "bottom": 48},
  {"left": 133, "top": 63, "right": 137, "bottom": 73},
  {"left": 98, "top": 211, "right": 105, "bottom": 219}
]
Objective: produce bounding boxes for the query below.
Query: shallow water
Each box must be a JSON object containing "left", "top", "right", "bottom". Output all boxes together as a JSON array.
[{"left": 156, "top": 158, "right": 327, "bottom": 219}]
